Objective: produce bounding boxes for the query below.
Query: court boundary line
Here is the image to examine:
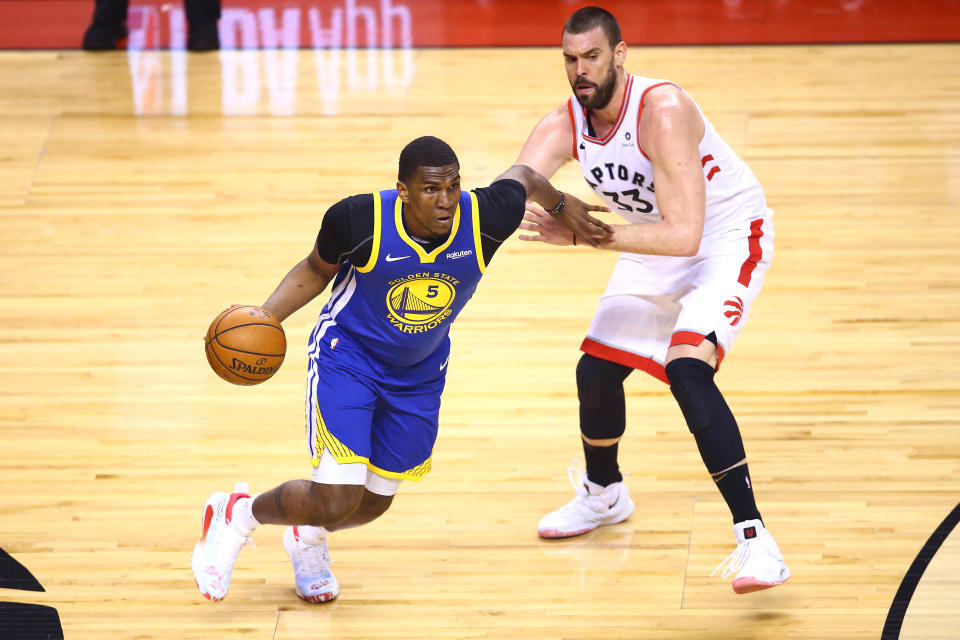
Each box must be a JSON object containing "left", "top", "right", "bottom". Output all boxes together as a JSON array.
[{"left": 881, "top": 502, "right": 960, "bottom": 639}]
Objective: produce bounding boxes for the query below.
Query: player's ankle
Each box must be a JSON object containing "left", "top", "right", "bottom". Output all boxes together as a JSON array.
[{"left": 231, "top": 495, "right": 261, "bottom": 536}]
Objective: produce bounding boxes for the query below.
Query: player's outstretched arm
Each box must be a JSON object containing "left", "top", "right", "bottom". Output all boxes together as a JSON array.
[
  {"left": 515, "top": 104, "right": 574, "bottom": 179},
  {"left": 262, "top": 246, "right": 340, "bottom": 322},
  {"left": 495, "top": 164, "right": 613, "bottom": 246}
]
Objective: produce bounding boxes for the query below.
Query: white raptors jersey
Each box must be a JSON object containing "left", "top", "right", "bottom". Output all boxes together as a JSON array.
[{"left": 568, "top": 75, "right": 768, "bottom": 241}]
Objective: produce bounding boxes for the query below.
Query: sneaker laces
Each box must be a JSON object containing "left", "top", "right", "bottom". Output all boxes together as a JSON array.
[
  {"left": 295, "top": 539, "right": 332, "bottom": 578},
  {"left": 710, "top": 540, "right": 751, "bottom": 578},
  {"left": 567, "top": 459, "right": 588, "bottom": 494},
  {"left": 552, "top": 460, "right": 612, "bottom": 518}
]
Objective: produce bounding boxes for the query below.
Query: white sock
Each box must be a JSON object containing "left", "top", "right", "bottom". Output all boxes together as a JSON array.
[
  {"left": 296, "top": 525, "right": 330, "bottom": 545},
  {"left": 231, "top": 495, "right": 261, "bottom": 536}
]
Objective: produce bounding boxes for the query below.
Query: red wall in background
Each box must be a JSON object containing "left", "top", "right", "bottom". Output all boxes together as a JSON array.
[{"left": 2, "top": 0, "right": 959, "bottom": 49}]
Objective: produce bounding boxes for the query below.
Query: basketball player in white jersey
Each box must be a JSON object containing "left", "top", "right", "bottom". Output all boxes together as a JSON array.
[{"left": 516, "top": 7, "right": 789, "bottom": 593}]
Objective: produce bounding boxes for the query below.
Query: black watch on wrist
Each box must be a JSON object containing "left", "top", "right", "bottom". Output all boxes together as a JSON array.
[{"left": 545, "top": 191, "right": 565, "bottom": 216}]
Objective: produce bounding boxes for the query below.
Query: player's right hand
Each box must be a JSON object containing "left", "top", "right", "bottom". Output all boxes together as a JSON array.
[{"left": 518, "top": 199, "right": 614, "bottom": 247}]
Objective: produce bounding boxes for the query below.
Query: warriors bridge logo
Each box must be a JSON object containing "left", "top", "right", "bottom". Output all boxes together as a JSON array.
[{"left": 385, "top": 272, "right": 457, "bottom": 333}]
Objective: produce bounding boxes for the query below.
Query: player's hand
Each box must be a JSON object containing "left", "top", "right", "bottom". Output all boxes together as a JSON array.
[
  {"left": 554, "top": 192, "right": 614, "bottom": 246},
  {"left": 518, "top": 197, "right": 614, "bottom": 247},
  {"left": 519, "top": 202, "right": 575, "bottom": 245}
]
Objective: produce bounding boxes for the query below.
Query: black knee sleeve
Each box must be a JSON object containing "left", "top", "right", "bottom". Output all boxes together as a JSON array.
[
  {"left": 576, "top": 354, "right": 632, "bottom": 440},
  {"left": 665, "top": 358, "right": 717, "bottom": 435},
  {"left": 664, "top": 357, "right": 745, "bottom": 474}
]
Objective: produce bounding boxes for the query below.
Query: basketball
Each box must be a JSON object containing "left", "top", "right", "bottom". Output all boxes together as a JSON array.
[{"left": 204, "top": 305, "right": 286, "bottom": 386}]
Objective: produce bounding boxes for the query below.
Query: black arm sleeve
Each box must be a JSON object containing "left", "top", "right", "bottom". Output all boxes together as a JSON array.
[
  {"left": 473, "top": 179, "right": 528, "bottom": 265},
  {"left": 315, "top": 193, "right": 375, "bottom": 266}
]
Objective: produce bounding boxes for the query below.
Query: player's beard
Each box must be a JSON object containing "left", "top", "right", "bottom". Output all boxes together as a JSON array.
[{"left": 572, "top": 60, "right": 618, "bottom": 110}]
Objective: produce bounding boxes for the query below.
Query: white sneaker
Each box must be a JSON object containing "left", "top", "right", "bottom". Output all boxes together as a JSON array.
[
  {"left": 283, "top": 526, "right": 339, "bottom": 603},
  {"left": 191, "top": 482, "right": 255, "bottom": 602},
  {"left": 538, "top": 460, "right": 635, "bottom": 539},
  {"left": 711, "top": 519, "right": 790, "bottom": 594}
]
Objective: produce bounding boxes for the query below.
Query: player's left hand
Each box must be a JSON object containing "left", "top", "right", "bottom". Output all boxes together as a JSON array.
[
  {"left": 519, "top": 202, "right": 574, "bottom": 245},
  {"left": 555, "top": 192, "right": 614, "bottom": 246}
]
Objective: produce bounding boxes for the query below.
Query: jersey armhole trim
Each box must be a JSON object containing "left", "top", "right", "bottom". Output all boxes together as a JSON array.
[
  {"left": 636, "top": 81, "right": 680, "bottom": 161},
  {"left": 355, "top": 192, "right": 381, "bottom": 273},
  {"left": 469, "top": 190, "right": 486, "bottom": 274}
]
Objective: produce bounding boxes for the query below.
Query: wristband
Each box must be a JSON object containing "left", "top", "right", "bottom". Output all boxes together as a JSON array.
[{"left": 545, "top": 191, "right": 565, "bottom": 216}]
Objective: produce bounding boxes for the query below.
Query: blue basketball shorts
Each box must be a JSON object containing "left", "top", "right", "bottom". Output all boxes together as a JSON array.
[{"left": 304, "top": 324, "right": 449, "bottom": 481}]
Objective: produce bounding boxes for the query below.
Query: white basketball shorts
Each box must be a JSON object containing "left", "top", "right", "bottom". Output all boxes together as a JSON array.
[{"left": 581, "top": 211, "right": 774, "bottom": 383}]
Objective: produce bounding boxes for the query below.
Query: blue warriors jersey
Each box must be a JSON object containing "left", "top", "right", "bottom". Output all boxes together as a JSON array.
[{"left": 313, "top": 189, "right": 486, "bottom": 367}]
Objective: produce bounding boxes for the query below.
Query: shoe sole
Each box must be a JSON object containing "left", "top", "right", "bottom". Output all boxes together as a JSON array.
[
  {"left": 296, "top": 589, "right": 339, "bottom": 604},
  {"left": 732, "top": 574, "right": 790, "bottom": 594},
  {"left": 538, "top": 526, "right": 595, "bottom": 539}
]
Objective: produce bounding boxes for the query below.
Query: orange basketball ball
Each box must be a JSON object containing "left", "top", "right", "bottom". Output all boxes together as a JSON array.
[{"left": 204, "top": 305, "right": 286, "bottom": 386}]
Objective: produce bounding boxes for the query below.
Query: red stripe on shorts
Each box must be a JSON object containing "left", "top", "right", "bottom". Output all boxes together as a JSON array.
[
  {"left": 581, "top": 338, "right": 668, "bottom": 384},
  {"left": 737, "top": 218, "right": 765, "bottom": 287},
  {"left": 669, "top": 331, "right": 725, "bottom": 369}
]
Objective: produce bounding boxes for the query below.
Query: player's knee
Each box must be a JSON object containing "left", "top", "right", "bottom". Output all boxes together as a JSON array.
[
  {"left": 664, "top": 357, "right": 718, "bottom": 434},
  {"left": 576, "top": 354, "right": 631, "bottom": 411},
  {"left": 305, "top": 482, "right": 364, "bottom": 525},
  {"left": 358, "top": 492, "right": 394, "bottom": 522},
  {"left": 665, "top": 332, "right": 719, "bottom": 368}
]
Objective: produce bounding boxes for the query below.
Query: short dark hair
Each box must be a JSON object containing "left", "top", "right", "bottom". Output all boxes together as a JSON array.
[
  {"left": 562, "top": 6, "right": 622, "bottom": 49},
  {"left": 397, "top": 136, "right": 459, "bottom": 182}
]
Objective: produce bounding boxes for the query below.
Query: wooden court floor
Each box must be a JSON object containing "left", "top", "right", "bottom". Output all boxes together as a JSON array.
[{"left": 1, "top": 43, "right": 959, "bottom": 639}]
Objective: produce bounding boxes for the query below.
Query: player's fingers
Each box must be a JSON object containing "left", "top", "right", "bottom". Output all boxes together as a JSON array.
[
  {"left": 525, "top": 201, "right": 548, "bottom": 214},
  {"left": 587, "top": 204, "right": 611, "bottom": 213},
  {"left": 518, "top": 222, "right": 539, "bottom": 232},
  {"left": 522, "top": 212, "right": 542, "bottom": 224},
  {"left": 587, "top": 232, "right": 616, "bottom": 246},
  {"left": 517, "top": 233, "right": 544, "bottom": 243},
  {"left": 582, "top": 215, "right": 614, "bottom": 235}
]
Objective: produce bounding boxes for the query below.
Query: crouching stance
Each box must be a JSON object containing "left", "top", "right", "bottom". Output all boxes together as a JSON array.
[
  {"left": 517, "top": 7, "right": 789, "bottom": 593},
  {"left": 191, "top": 136, "right": 613, "bottom": 602}
]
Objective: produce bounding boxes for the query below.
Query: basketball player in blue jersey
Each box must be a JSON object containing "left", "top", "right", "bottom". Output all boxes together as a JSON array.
[{"left": 191, "top": 136, "right": 613, "bottom": 603}]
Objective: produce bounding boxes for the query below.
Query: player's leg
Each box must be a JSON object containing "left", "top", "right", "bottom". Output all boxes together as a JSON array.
[
  {"left": 537, "top": 353, "right": 636, "bottom": 538},
  {"left": 278, "top": 467, "right": 401, "bottom": 603},
  {"left": 538, "top": 256, "right": 680, "bottom": 539},
  {"left": 664, "top": 337, "right": 761, "bottom": 526},
  {"left": 275, "top": 451, "right": 386, "bottom": 604},
  {"left": 271, "top": 344, "right": 386, "bottom": 603},
  {"left": 184, "top": 0, "right": 221, "bottom": 51},
  {"left": 666, "top": 215, "right": 787, "bottom": 593},
  {"left": 82, "top": 0, "right": 129, "bottom": 50},
  {"left": 664, "top": 338, "right": 788, "bottom": 593},
  {"left": 191, "top": 332, "right": 377, "bottom": 602}
]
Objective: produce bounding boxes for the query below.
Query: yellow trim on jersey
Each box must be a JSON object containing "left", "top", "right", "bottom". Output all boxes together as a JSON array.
[
  {"left": 469, "top": 190, "right": 486, "bottom": 274},
  {"left": 355, "top": 192, "right": 381, "bottom": 273},
  {"left": 310, "top": 400, "right": 433, "bottom": 481},
  {"left": 394, "top": 196, "right": 461, "bottom": 263}
]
